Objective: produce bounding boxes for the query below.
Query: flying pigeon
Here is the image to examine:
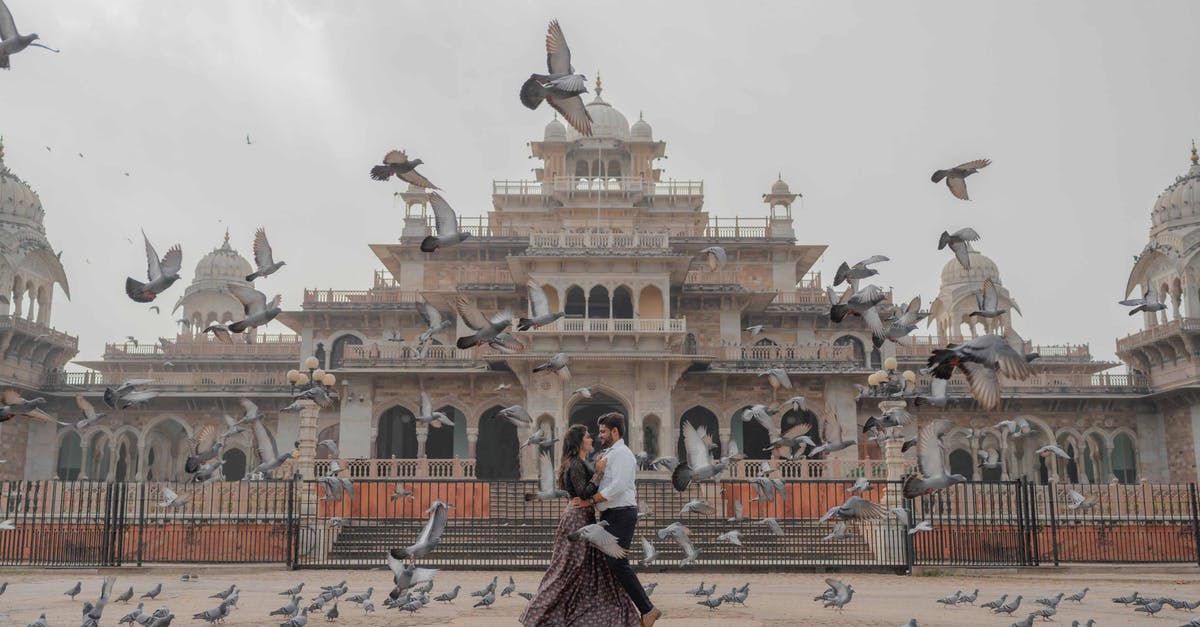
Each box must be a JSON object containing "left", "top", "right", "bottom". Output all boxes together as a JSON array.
[
  {"left": 454, "top": 296, "right": 512, "bottom": 349},
  {"left": 496, "top": 404, "right": 533, "bottom": 428},
  {"left": 908, "top": 520, "right": 933, "bottom": 535},
  {"left": 889, "top": 507, "right": 910, "bottom": 528},
  {"left": 833, "top": 255, "right": 889, "bottom": 291},
  {"left": 519, "top": 20, "right": 592, "bottom": 136},
  {"left": 756, "top": 517, "right": 785, "bottom": 536},
  {"left": 184, "top": 424, "right": 222, "bottom": 473},
  {"left": 416, "top": 301, "right": 454, "bottom": 346},
  {"left": 995, "top": 416, "right": 1034, "bottom": 438},
  {"left": 226, "top": 285, "right": 281, "bottom": 335},
  {"left": 518, "top": 280, "right": 565, "bottom": 330},
  {"left": 386, "top": 554, "right": 438, "bottom": 593},
  {"left": 0, "top": 390, "right": 55, "bottom": 423},
  {"left": 126, "top": 232, "right": 182, "bottom": 303},
  {"left": 0, "top": 0, "right": 60, "bottom": 69},
  {"left": 532, "top": 352, "right": 572, "bottom": 381},
  {"left": 760, "top": 368, "right": 792, "bottom": 392},
  {"left": 671, "top": 421, "right": 727, "bottom": 491},
  {"left": 245, "top": 228, "right": 286, "bottom": 280},
  {"left": 157, "top": 485, "right": 189, "bottom": 508},
  {"left": 924, "top": 331, "right": 1036, "bottom": 410},
  {"left": 404, "top": 500, "right": 451, "bottom": 559},
  {"left": 846, "top": 478, "right": 873, "bottom": 493},
  {"left": 879, "top": 294, "right": 922, "bottom": 348},
  {"left": 101, "top": 379, "right": 158, "bottom": 410},
  {"left": 914, "top": 377, "right": 949, "bottom": 408},
  {"left": 369, "top": 149, "right": 439, "bottom": 188},
  {"left": 822, "top": 521, "right": 855, "bottom": 541},
  {"left": 1066, "top": 489, "right": 1099, "bottom": 511},
  {"left": 931, "top": 158, "right": 990, "bottom": 200},
  {"left": 822, "top": 578, "right": 855, "bottom": 610},
  {"left": 680, "top": 499, "right": 715, "bottom": 515},
  {"left": 938, "top": 228, "right": 980, "bottom": 270},
  {"left": 1119, "top": 286, "right": 1168, "bottom": 315},
  {"left": 420, "top": 192, "right": 471, "bottom": 252},
  {"left": 568, "top": 520, "right": 627, "bottom": 558},
  {"left": 741, "top": 404, "right": 777, "bottom": 433},
  {"left": 525, "top": 451, "right": 568, "bottom": 501},
  {"left": 1037, "top": 444, "right": 1070, "bottom": 460},
  {"left": 819, "top": 496, "right": 887, "bottom": 523},
  {"left": 415, "top": 392, "right": 454, "bottom": 428},
  {"left": 203, "top": 323, "right": 234, "bottom": 344},
  {"left": 699, "top": 246, "right": 727, "bottom": 272},
  {"left": 639, "top": 538, "right": 658, "bottom": 565},
  {"left": 829, "top": 284, "right": 887, "bottom": 341},
  {"left": 744, "top": 325, "right": 765, "bottom": 335},
  {"left": 969, "top": 277, "right": 1007, "bottom": 319},
  {"left": 977, "top": 448, "right": 1001, "bottom": 471},
  {"left": 901, "top": 419, "right": 967, "bottom": 499}
]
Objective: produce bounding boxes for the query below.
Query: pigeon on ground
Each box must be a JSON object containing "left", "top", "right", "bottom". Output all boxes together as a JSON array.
[
  {"left": 434, "top": 585, "right": 461, "bottom": 603},
  {"left": 140, "top": 583, "right": 162, "bottom": 600},
  {"left": 192, "top": 601, "right": 231, "bottom": 625},
  {"left": 518, "top": 281, "right": 565, "bottom": 330},
  {"left": 420, "top": 192, "right": 470, "bottom": 252},
  {"left": 519, "top": 591, "right": 534, "bottom": 601},
  {"left": 226, "top": 285, "right": 281, "bottom": 335},
  {"left": 698, "top": 596, "right": 723, "bottom": 610},
  {"left": 519, "top": 20, "right": 592, "bottom": 136},
  {"left": 280, "top": 607, "right": 309, "bottom": 626},
  {"left": 1064, "top": 587, "right": 1088, "bottom": 602},
  {"left": 0, "top": 0, "right": 61, "bottom": 69},
  {"left": 931, "top": 158, "right": 990, "bottom": 200},
  {"left": 992, "top": 595, "right": 1023, "bottom": 615},
  {"left": 246, "top": 228, "right": 286, "bottom": 280},
  {"left": 500, "top": 576, "right": 516, "bottom": 597},
  {"left": 833, "top": 255, "right": 889, "bottom": 291},
  {"left": 117, "top": 603, "right": 143, "bottom": 625},
  {"left": 671, "top": 421, "right": 727, "bottom": 491},
  {"left": 1111, "top": 591, "right": 1139, "bottom": 605},
  {"left": 957, "top": 589, "right": 979, "bottom": 605},
  {"left": 533, "top": 352, "right": 572, "bottom": 381},
  {"left": 473, "top": 588, "right": 497, "bottom": 609},
  {"left": 568, "top": 520, "right": 627, "bottom": 558},
  {"left": 525, "top": 451, "right": 568, "bottom": 501},
  {"left": 938, "top": 228, "right": 981, "bottom": 270},
  {"left": 83, "top": 576, "right": 116, "bottom": 623},
  {"left": 902, "top": 419, "right": 967, "bottom": 499},
  {"left": 126, "top": 232, "right": 182, "bottom": 303},
  {"left": 115, "top": 587, "right": 135, "bottom": 604},
  {"left": 1119, "top": 286, "right": 1168, "bottom": 315},
  {"left": 699, "top": 246, "right": 727, "bottom": 271},
  {"left": 686, "top": 581, "right": 707, "bottom": 595},
  {"left": 822, "top": 579, "right": 855, "bottom": 610},
  {"left": 936, "top": 590, "right": 961, "bottom": 607},
  {"left": 279, "top": 583, "right": 304, "bottom": 596},
  {"left": 819, "top": 496, "right": 887, "bottom": 523},
  {"left": 369, "top": 150, "right": 439, "bottom": 188},
  {"left": 360, "top": 599, "right": 374, "bottom": 614},
  {"left": 1035, "top": 592, "right": 1064, "bottom": 608},
  {"left": 210, "top": 585, "right": 236, "bottom": 600},
  {"left": 455, "top": 296, "right": 512, "bottom": 349},
  {"left": 497, "top": 404, "right": 533, "bottom": 428},
  {"left": 924, "top": 332, "right": 1035, "bottom": 410},
  {"left": 324, "top": 602, "right": 338, "bottom": 621},
  {"left": 969, "top": 277, "right": 1007, "bottom": 319},
  {"left": 1134, "top": 599, "right": 1164, "bottom": 616},
  {"left": 28, "top": 614, "right": 47, "bottom": 627},
  {"left": 404, "top": 500, "right": 452, "bottom": 560},
  {"left": 981, "top": 594, "right": 1008, "bottom": 610}
]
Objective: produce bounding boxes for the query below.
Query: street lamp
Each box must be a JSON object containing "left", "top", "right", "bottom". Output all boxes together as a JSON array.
[
  {"left": 864, "top": 356, "right": 916, "bottom": 399},
  {"left": 287, "top": 355, "right": 337, "bottom": 395}
]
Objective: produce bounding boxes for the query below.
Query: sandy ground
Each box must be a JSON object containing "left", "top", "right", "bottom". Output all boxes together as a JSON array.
[{"left": 0, "top": 565, "right": 1193, "bottom": 626}]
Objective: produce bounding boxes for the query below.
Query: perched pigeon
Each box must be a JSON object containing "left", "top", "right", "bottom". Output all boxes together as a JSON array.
[
  {"left": 532, "top": 352, "right": 572, "bottom": 381},
  {"left": 369, "top": 150, "right": 439, "bottom": 188},
  {"left": 420, "top": 192, "right": 470, "bottom": 252},
  {"left": 246, "top": 228, "right": 286, "bottom": 280},
  {"left": 455, "top": 296, "right": 512, "bottom": 349},
  {"left": 518, "top": 281, "right": 565, "bottom": 330},
  {"left": 1119, "top": 286, "right": 1168, "bottom": 316},
  {"left": 126, "top": 232, "right": 182, "bottom": 303},
  {"left": 226, "top": 285, "right": 282, "bottom": 335},
  {"left": 567, "top": 520, "right": 627, "bottom": 558},
  {"left": 938, "top": 228, "right": 981, "bottom": 270},
  {"left": 924, "top": 332, "right": 1035, "bottom": 410},
  {"left": 902, "top": 419, "right": 967, "bottom": 499},
  {"left": 519, "top": 20, "right": 592, "bottom": 136},
  {"left": 931, "top": 158, "right": 990, "bottom": 200}
]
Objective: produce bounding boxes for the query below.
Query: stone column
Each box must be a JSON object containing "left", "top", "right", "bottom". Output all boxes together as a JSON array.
[
  {"left": 105, "top": 444, "right": 117, "bottom": 482},
  {"left": 79, "top": 441, "right": 91, "bottom": 480},
  {"left": 879, "top": 400, "right": 910, "bottom": 483},
  {"left": 136, "top": 444, "right": 147, "bottom": 481},
  {"left": 296, "top": 400, "right": 320, "bottom": 480},
  {"left": 467, "top": 428, "right": 479, "bottom": 459},
  {"left": 416, "top": 426, "right": 429, "bottom": 476},
  {"left": 999, "top": 434, "right": 1011, "bottom": 481}
]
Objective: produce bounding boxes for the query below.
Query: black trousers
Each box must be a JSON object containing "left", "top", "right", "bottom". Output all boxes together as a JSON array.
[{"left": 599, "top": 505, "right": 654, "bottom": 615}]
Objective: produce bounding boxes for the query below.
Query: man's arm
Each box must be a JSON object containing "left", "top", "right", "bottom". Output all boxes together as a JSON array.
[{"left": 596, "top": 449, "right": 633, "bottom": 502}]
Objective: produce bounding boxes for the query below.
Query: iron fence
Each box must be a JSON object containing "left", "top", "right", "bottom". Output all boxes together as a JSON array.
[{"left": 0, "top": 478, "right": 1196, "bottom": 571}]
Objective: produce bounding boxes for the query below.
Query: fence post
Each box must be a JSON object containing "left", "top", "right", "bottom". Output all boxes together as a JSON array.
[
  {"left": 1046, "top": 483, "right": 1060, "bottom": 566},
  {"left": 1027, "top": 480, "right": 1041, "bottom": 566},
  {"left": 285, "top": 478, "right": 296, "bottom": 569},
  {"left": 1189, "top": 483, "right": 1200, "bottom": 567},
  {"left": 136, "top": 482, "right": 146, "bottom": 567}
]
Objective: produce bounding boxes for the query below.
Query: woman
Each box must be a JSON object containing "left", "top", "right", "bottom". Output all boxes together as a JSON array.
[{"left": 519, "top": 425, "right": 640, "bottom": 626}]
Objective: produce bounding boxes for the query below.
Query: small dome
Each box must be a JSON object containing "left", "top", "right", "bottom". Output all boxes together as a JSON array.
[
  {"left": 771, "top": 177, "right": 792, "bottom": 195},
  {"left": 194, "top": 231, "right": 253, "bottom": 282},
  {"left": 940, "top": 248, "right": 1002, "bottom": 287},
  {"left": 543, "top": 116, "right": 567, "bottom": 141},
  {"left": 1150, "top": 146, "right": 1200, "bottom": 232},
  {"left": 0, "top": 146, "right": 47, "bottom": 232},
  {"left": 566, "top": 91, "right": 630, "bottom": 141},
  {"left": 630, "top": 113, "right": 652, "bottom": 141}
]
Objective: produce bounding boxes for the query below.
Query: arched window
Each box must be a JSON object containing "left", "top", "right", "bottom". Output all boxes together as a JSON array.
[
  {"left": 683, "top": 333, "right": 698, "bottom": 355},
  {"left": 329, "top": 335, "right": 363, "bottom": 369},
  {"left": 639, "top": 285, "right": 664, "bottom": 318},
  {"left": 643, "top": 415, "right": 661, "bottom": 460},
  {"left": 730, "top": 406, "right": 769, "bottom": 461},
  {"left": 1056, "top": 434, "right": 1079, "bottom": 483},
  {"left": 612, "top": 286, "right": 633, "bottom": 319},
  {"left": 1083, "top": 433, "right": 1107, "bottom": 484},
  {"left": 56, "top": 432, "right": 82, "bottom": 481},
  {"left": 428, "top": 406, "right": 466, "bottom": 459},
  {"left": 608, "top": 159, "right": 621, "bottom": 178},
  {"left": 222, "top": 449, "right": 247, "bottom": 481},
  {"left": 588, "top": 285, "right": 610, "bottom": 319},
  {"left": 949, "top": 449, "right": 975, "bottom": 481},
  {"left": 1111, "top": 433, "right": 1137, "bottom": 484},
  {"left": 477, "top": 406, "right": 520, "bottom": 479},
  {"left": 780, "top": 409, "right": 822, "bottom": 458},
  {"left": 564, "top": 286, "right": 586, "bottom": 318},
  {"left": 377, "top": 406, "right": 417, "bottom": 459},
  {"left": 678, "top": 407, "right": 721, "bottom": 462},
  {"left": 834, "top": 335, "right": 867, "bottom": 367}
]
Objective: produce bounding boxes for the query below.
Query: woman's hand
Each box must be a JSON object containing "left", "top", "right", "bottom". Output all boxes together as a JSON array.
[
  {"left": 595, "top": 454, "right": 608, "bottom": 474},
  {"left": 570, "top": 497, "right": 591, "bottom": 509}
]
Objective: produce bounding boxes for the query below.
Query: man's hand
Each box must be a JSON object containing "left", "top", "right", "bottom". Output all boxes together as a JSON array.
[{"left": 570, "top": 497, "right": 592, "bottom": 509}]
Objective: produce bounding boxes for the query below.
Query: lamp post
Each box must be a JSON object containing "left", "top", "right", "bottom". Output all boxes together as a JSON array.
[
  {"left": 863, "top": 357, "right": 917, "bottom": 483},
  {"left": 286, "top": 355, "right": 337, "bottom": 480}
]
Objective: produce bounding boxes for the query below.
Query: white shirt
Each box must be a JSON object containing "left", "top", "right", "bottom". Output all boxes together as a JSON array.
[{"left": 596, "top": 438, "right": 638, "bottom": 511}]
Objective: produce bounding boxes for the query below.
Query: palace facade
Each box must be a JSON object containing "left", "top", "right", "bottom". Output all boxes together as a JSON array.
[{"left": 4, "top": 85, "right": 1198, "bottom": 488}]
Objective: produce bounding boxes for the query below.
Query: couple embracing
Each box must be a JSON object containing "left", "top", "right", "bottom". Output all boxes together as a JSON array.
[{"left": 520, "top": 412, "right": 662, "bottom": 627}]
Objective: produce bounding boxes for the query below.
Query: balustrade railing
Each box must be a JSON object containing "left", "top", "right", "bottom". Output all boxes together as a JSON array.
[
  {"left": 908, "top": 371, "right": 1147, "bottom": 394},
  {"left": 341, "top": 343, "right": 483, "bottom": 366},
  {"left": 522, "top": 317, "right": 686, "bottom": 333},
  {"left": 0, "top": 315, "right": 77, "bottom": 347},
  {"left": 456, "top": 267, "right": 514, "bottom": 285},
  {"left": 771, "top": 288, "right": 829, "bottom": 305},
  {"left": 105, "top": 335, "right": 301, "bottom": 358},
  {"left": 726, "top": 458, "right": 902, "bottom": 480},
  {"left": 1116, "top": 317, "right": 1200, "bottom": 353},
  {"left": 50, "top": 370, "right": 288, "bottom": 389},
  {"left": 302, "top": 288, "right": 422, "bottom": 308},
  {"left": 684, "top": 270, "right": 742, "bottom": 285},
  {"left": 528, "top": 230, "right": 669, "bottom": 250},
  {"left": 314, "top": 458, "right": 477, "bottom": 479},
  {"left": 707, "top": 343, "right": 857, "bottom": 363},
  {"left": 896, "top": 336, "right": 1093, "bottom": 361}
]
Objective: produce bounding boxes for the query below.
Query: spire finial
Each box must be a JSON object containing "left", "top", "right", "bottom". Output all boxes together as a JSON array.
[
  {"left": 777, "top": 172, "right": 782, "bottom": 181},
  {"left": 595, "top": 72, "right": 602, "bottom": 97},
  {"left": 639, "top": 110, "right": 644, "bottom": 120},
  {"left": 0, "top": 135, "right": 5, "bottom": 162},
  {"left": 222, "top": 227, "right": 230, "bottom": 247},
  {"left": 1192, "top": 139, "right": 1198, "bottom": 166}
]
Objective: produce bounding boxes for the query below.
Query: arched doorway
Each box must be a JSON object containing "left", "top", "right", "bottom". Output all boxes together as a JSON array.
[
  {"left": 564, "top": 286, "right": 586, "bottom": 318},
  {"left": 56, "top": 432, "right": 82, "bottom": 481},
  {"left": 113, "top": 431, "right": 139, "bottom": 482},
  {"left": 678, "top": 406, "right": 721, "bottom": 461},
  {"left": 588, "top": 285, "right": 610, "bottom": 318},
  {"left": 376, "top": 406, "right": 418, "bottom": 459},
  {"left": 427, "top": 405, "right": 466, "bottom": 459},
  {"left": 834, "top": 335, "right": 866, "bottom": 367},
  {"left": 222, "top": 449, "right": 247, "bottom": 481},
  {"left": 612, "top": 286, "right": 633, "bottom": 319},
  {"left": 642, "top": 415, "right": 661, "bottom": 460},
  {"left": 86, "top": 432, "right": 112, "bottom": 480},
  {"left": 949, "top": 449, "right": 975, "bottom": 480},
  {"left": 639, "top": 285, "right": 664, "bottom": 318},
  {"left": 145, "top": 419, "right": 189, "bottom": 482},
  {"left": 329, "top": 335, "right": 363, "bottom": 369},
  {"left": 569, "top": 391, "right": 627, "bottom": 437},
  {"left": 477, "top": 406, "right": 520, "bottom": 479},
  {"left": 1111, "top": 433, "right": 1137, "bottom": 484},
  {"left": 732, "top": 406, "right": 772, "bottom": 460}
]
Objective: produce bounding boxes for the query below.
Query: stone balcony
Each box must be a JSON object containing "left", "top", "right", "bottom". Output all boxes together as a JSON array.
[
  {"left": 339, "top": 344, "right": 489, "bottom": 371},
  {"left": 702, "top": 343, "right": 864, "bottom": 372},
  {"left": 896, "top": 335, "right": 1099, "bottom": 364},
  {"left": 1116, "top": 317, "right": 1200, "bottom": 363},
  {"left": 492, "top": 176, "right": 704, "bottom": 210},
  {"left": 526, "top": 229, "right": 671, "bottom": 252},
  {"left": 47, "top": 369, "right": 293, "bottom": 395},
  {"left": 0, "top": 315, "right": 77, "bottom": 351},
  {"left": 906, "top": 371, "right": 1148, "bottom": 397},
  {"left": 301, "top": 288, "right": 422, "bottom": 310},
  {"left": 522, "top": 317, "right": 686, "bottom": 335},
  {"left": 102, "top": 334, "right": 301, "bottom": 361}
]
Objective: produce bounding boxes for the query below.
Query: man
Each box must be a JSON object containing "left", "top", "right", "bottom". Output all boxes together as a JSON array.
[{"left": 572, "top": 412, "right": 661, "bottom": 627}]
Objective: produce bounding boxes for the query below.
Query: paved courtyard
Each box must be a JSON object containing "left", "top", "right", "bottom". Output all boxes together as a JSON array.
[{"left": 0, "top": 565, "right": 1193, "bottom": 625}]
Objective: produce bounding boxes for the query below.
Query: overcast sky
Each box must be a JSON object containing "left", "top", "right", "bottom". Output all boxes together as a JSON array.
[{"left": 1, "top": 0, "right": 1198, "bottom": 364}]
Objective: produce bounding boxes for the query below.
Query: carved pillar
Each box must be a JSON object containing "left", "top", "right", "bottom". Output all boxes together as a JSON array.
[
  {"left": 79, "top": 441, "right": 91, "bottom": 480},
  {"left": 105, "top": 444, "right": 117, "bottom": 482},
  {"left": 999, "top": 434, "right": 1011, "bottom": 481},
  {"left": 416, "top": 426, "right": 429, "bottom": 476},
  {"left": 467, "top": 428, "right": 479, "bottom": 459},
  {"left": 296, "top": 400, "right": 319, "bottom": 480},
  {"left": 879, "top": 400, "right": 909, "bottom": 483},
  {"left": 136, "top": 444, "right": 147, "bottom": 481}
]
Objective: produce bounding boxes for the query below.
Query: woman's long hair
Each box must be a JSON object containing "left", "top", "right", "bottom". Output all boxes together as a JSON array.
[{"left": 557, "top": 424, "right": 589, "bottom": 491}]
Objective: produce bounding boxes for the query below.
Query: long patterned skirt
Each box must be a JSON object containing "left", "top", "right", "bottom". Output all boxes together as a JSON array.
[{"left": 518, "top": 503, "right": 641, "bottom": 626}]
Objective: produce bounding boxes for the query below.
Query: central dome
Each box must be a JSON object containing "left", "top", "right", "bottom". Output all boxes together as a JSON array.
[
  {"left": 194, "top": 231, "right": 253, "bottom": 282},
  {"left": 0, "top": 146, "right": 47, "bottom": 232},
  {"left": 939, "top": 248, "right": 1002, "bottom": 287},
  {"left": 1150, "top": 146, "right": 1200, "bottom": 233},
  {"left": 566, "top": 90, "right": 630, "bottom": 141}
]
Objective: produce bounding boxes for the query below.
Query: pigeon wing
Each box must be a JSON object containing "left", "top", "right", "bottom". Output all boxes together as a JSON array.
[
  {"left": 825, "top": 578, "right": 849, "bottom": 597},
  {"left": 193, "top": 424, "right": 217, "bottom": 455},
  {"left": 417, "top": 301, "right": 444, "bottom": 330},
  {"left": 946, "top": 176, "right": 970, "bottom": 200},
  {"left": 252, "top": 418, "right": 280, "bottom": 464},
  {"left": 427, "top": 192, "right": 459, "bottom": 236},
  {"left": 917, "top": 418, "right": 952, "bottom": 479},
  {"left": 419, "top": 391, "right": 432, "bottom": 417},
  {"left": 782, "top": 422, "right": 811, "bottom": 439},
  {"left": 538, "top": 451, "right": 555, "bottom": 492},
  {"left": 981, "top": 278, "right": 999, "bottom": 311},
  {"left": 0, "top": 1, "right": 17, "bottom": 41},
  {"left": 382, "top": 150, "right": 408, "bottom": 165},
  {"left": 859, "top": 255, "right": 889, "bottom": 266},
  {"left": 527, "top": 280, "right": 551, "bottom": 317},
  {"left": 548, "top": 94, "right": 592, "bottom": 137},
  {"left": 544, "top": 20, "right": 573, "bottom": 74},
  {"left": 252, "top": 228, "right": 275, "bottom": 269},
  {"left": 682, "top": 421, "right": 710, "bottom": 469},
  {"left": 586, "top": 526, "right": 627, "bottom": 558},
  {"left": 1067, "top": 489, "right": 1085, "bottom": 506},
  {"left": 75, "top": 395, "right": 98, "bottom": 420},
  {"left": 161, "top": 484, "right": 179, "bottom": 502},
  {"left": 948, "top": 240, "right": 972, "bottom": 270},
  {"left": 955, "top": 158, "right": 991, "bottom": 171},
  {"left": 861, "top": 307, "right": 885, "bottom": 339},
  {"left": 896, "top": 295, "right": 922, "bottom": 326},
  {"left": 454, "top": 296, "right": 490, "bottom": 330},
  {"left": 398, "top": 169, "right": 439, "bottom": 190},
  {"left": 227, "top": 284, "right": 268, "bottom": 316},
  {"left": 143, "top": 232, "right": 163, "bottom": 281},
  {"left": 960, "top": 361, "right": 1001, "bottom": 410}
]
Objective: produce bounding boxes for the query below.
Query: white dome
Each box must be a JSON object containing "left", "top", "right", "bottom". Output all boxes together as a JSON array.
[
  {"left": 194, "top": 232, "right": 253, "bottom": 282},
  {"left": 771, "top": 177, "right": 792, "bottom": 195},
  {"left": 630, "top": 114, "right": 652, "bottom": 141},
  {"left": 566, "top": 92, "right": 630, "bottom": 141},
  {"left": 940, "top": 248, "right": 1002, "bottom": 287},
  {"left": 1150, "top": 151, "right": 1200, "bottom": 232},
  {"left": 0, "top": 146, "right": 47, "bottom": 232},
  {"left": 544, "top": 116, "right": 567, "bottom": 141}
]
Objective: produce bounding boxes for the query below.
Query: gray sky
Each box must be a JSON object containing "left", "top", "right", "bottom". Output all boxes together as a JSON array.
[{"left": 1, "top": 0, "right": 1197, "bottom": 364}]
